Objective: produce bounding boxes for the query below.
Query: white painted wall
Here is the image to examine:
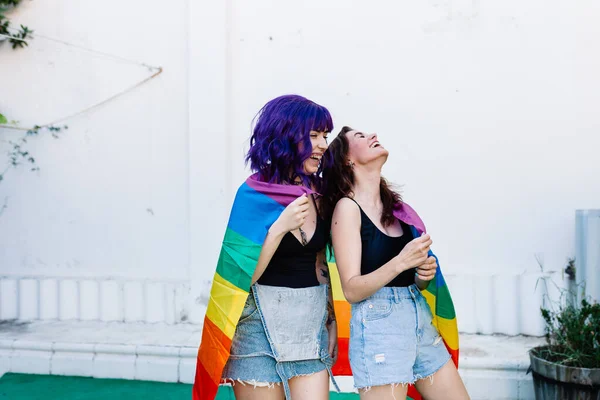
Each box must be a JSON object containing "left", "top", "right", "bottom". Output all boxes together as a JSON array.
[
  {"left": 1, "top": 0, "right": 192, "bottom": 322},
  {"left": 1, "top": 0, "right": 598, "bottom": 332},
  {"left": 0, "top": 0, "right": 189, "bottom": 281}
]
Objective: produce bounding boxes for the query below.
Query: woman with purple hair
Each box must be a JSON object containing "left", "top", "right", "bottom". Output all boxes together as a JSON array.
[{"left": 206, "top": 95, "right": 338, "bottom": 400}]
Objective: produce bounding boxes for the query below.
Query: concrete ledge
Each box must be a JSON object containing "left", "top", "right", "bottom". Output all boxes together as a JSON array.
[
  {"left": 458, "top": 333, "right": 543, "bottom": 400},
  {"left": 0, "top": 321, "right": 544, "bottom": 399},
  {"left": 0, "top": 320, "right": 200, "bottom": 383}
]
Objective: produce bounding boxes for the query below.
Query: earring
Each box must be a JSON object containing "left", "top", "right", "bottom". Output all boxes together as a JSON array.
[{"left": 348, "top": 161, "right": 355, "bottom": 168}]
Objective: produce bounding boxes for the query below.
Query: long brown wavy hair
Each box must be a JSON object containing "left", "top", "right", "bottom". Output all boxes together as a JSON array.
[{"left": 321, "top": 126, "right": 402, "bottom": 226}]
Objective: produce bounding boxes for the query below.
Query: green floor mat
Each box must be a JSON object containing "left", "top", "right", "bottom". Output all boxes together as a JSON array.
[{"left": 0, "top": 373, "right": 359, "bottom": 399}]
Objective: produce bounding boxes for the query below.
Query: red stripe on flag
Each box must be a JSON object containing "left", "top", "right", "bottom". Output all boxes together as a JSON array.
[
  {"left": 332, "top": 337, "right": 352, "bottom": 375},
  {"left": 445, "top": 344, "right": 459, "bottom": 367},
  {"left": 192, "top": 361, "right": 218, "bottom": 400},
  {"left": 408, "top": 385, "right": 422, "bottom": 400}
]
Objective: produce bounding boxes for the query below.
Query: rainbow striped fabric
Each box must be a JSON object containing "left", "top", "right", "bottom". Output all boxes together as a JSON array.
[
  {"left": 193, "top": 175, "right": 459, "bottom": 400},
  {"left": 327, "top": 202, "right": 459, "bottom": 400},
  {"left": 193, "top": 175, "right": 315, "bottom": 400}
]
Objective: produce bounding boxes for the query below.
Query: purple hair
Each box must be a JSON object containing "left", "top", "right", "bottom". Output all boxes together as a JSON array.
[{"left": 246, "top": 94, "right": 333, "bottom": 186}]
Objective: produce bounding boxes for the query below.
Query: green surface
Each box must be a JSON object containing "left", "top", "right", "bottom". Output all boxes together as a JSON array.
[{"left": 0, "top": 373, "right": 360, "bottom": 399}]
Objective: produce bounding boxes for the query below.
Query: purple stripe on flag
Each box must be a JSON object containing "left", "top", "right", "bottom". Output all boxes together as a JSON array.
[
  {"left": 245, "top": 174, "right": 318, "bottom": 207},
  {"left": 393, "top": 202, "right": 426, "bottom": 234}
]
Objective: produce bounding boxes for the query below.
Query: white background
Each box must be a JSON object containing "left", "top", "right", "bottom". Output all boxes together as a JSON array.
[{"left": 1, "top": 0, "right": 598, "bottom": 329}]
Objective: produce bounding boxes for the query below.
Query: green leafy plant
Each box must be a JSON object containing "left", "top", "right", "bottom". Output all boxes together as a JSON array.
[
  {"left": 533, "top": 297, "right": 600, "bottom": 368},
  {"left": 0, "top": 0, "right": 32, "bottom": 49},
  {"left": 0, "top": 124, "right": 67, "bottom": 183},
  {"left": 0, "top": 0, "right": 159, "bottom": 192},
  {"left": 0, "top": 1, "right": 57, "bottom": 187}
]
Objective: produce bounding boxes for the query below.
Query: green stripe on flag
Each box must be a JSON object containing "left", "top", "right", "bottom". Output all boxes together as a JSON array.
[
  {"left": 433, "top": 283, "right": 456, "bottom": 320},
  {"left": 424, "top": 275, "right": 437, "bottom": 295},
  {"left": 215, "top": 228, "right": 262, "bottom": 290}
]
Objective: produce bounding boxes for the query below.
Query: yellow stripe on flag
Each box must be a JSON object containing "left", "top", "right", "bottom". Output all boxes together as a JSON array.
[
  {"left": 328, "top": 262, "right": 347, "bottom": 302},
  {"left": 436, "top": 316, "right": 459, "bottom": 350},
  {"left": 205, "top": 273, "right": 249, "bottom": 339},
  {"left": 421, "top": 290, "right": 437, "bottom": 317},
  {"left": 421, "top": 289, "right": 459, "bottom": 350}
]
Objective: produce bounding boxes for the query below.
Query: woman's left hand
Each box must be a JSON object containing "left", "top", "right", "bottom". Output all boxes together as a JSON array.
[
  {"left": 415, "top": 256, "right": 437, "bottom": 281},
  {"left": 327, "top": 320, "right": 338, "bottom": 364}
]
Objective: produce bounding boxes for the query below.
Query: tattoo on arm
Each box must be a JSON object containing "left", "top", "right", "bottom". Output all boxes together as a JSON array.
[
  {"left": 320, "top": 261, "right": 330, "bottom": 282},
  {"left": 327, "top": 299, "right": 336, "bottom": 326},
  {"left": 316, "top": 251, "right": 330, "bottom": 285},
  {"left": 316, "top": 249, "right": 335, "bottom": 325}
]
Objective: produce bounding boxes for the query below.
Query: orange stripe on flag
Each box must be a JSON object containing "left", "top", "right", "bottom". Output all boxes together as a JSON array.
[
  {"left": 197, "top": 316, "right": 232, "bottom": 386},
  {"left": 333, "top": 300, "right": 351, "bottom": 338}
]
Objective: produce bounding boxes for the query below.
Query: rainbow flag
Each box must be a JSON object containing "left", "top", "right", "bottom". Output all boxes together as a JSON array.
[
  {"left": 193, "top": 175, "right": 315, "bottom": 400},
  {"left": 193, "top": 175, "right": 459, "bottom": 400},
  {"left": 327, "top": 202, "right": 459, "bottom": 400}
]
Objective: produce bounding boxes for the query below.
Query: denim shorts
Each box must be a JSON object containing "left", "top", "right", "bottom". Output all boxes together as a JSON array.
[
  {"left": 349, "top": 284, "right": 451, "bottom": 389},
  {"left": 222, "top": 286, "right": 334, "bottom": 395}
]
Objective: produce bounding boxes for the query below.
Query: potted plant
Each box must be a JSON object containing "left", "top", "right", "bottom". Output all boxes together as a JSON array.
[{"left": 529, "top": 292, "right": 600, "bottom": 399}]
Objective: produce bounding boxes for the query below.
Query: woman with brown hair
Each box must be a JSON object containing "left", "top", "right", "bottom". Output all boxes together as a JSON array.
[{"left": 322, "top": 126, "right": 469, "bottom": 400}]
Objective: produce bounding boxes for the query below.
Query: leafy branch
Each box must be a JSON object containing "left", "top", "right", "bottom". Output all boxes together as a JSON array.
[
  {"left": 0, "top": 1, "right": 54, "bottom": 186},
  {"left": 1, "top": 0, "right": 161, "bottom": 190},
  {"left": 0, "top": 0, "right": 32, "bottom": 49},
  {"left": 0, "top": 123, "right": 68, "bottom": 183}
]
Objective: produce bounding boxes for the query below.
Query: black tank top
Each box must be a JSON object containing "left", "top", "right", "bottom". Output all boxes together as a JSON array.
[
  {"left": 257, "top": 214, "right": 327, "bottom": 289},
  {"left": 349, "top": 198, "right": 416, "bottom": 287}
]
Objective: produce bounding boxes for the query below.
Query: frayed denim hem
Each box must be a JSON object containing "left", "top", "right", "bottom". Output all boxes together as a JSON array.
[{"left": 223, "top": 378, "right": 281, "bottom": 389}]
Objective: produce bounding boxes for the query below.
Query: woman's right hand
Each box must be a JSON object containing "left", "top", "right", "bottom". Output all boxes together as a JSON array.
[
  {"left": 270, "top": 194, "right": 310, "bottom": 235},
  {"left": 395, "top": 234, "right": 433, "bottom": 273}
]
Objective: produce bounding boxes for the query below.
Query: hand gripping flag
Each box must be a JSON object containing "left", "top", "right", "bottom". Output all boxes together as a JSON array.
[
  {"left": 193, "top": 176, "right": 459, "bottom": 400},
  {"left": 327, "top": 202, "right": 459, "bottom": 400}
]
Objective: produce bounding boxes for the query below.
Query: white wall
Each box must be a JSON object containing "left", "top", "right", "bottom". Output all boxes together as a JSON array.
[
  {"left": 1, "top": 0, "right": 598, "bottom": 331},
  {"left": 225, "top": 0, "right": 600, "bottom": 275},
  {"left": 0, "top": 0, "right": 192, "bottom": 321},
  {"left": 1, "top": 0, "right": 189, "bottom": 281}
]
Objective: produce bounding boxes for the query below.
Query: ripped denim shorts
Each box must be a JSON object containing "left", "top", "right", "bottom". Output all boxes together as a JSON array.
[
  {"left": 222, "top": 284, "right": 337, "bottom": 399},
  {"left": 349, "top": 284, "right": 451, "bottom": 389}
]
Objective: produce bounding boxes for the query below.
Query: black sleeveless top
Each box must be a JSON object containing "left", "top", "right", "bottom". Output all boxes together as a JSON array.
[
  {"left": 257, "top": 214, "right": 327, "bottom": 289},
  {"left": 349, "top": 198, "right": 416, "bottom": 287}
]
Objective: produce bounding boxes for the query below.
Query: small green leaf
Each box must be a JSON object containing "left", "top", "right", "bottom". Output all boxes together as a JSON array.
[{"left": 0, "top": 113, "right": 7, "bottom": 124}]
